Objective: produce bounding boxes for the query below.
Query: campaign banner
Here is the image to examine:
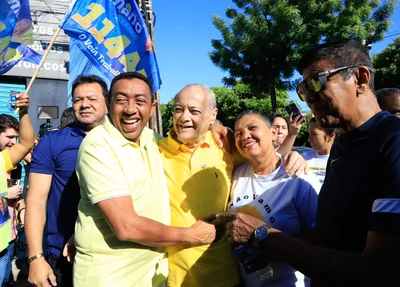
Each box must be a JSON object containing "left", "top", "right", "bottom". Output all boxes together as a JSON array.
[
  {"left": 61, "top": 0, "right": 162, "bottom": 92},
  {"left": 0, "top": 0, "right": 42, "bottom": 74}
]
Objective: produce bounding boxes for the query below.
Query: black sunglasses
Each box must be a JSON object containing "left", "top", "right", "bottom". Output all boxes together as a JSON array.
[{"left": 296, "top": 65, "right": 375, "bottom": 101}]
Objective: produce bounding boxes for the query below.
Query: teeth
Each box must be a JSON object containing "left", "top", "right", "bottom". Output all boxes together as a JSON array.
[
  {"left": 123, "top": 119, "right": 139, "bottom": 124},
  {"left": 244, "top": 142, "right": 257, "bottom": 148}
]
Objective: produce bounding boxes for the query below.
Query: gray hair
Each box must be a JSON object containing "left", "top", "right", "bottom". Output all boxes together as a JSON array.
[{"left": 174, "top": 84, "right": 217, "bottom": 112}]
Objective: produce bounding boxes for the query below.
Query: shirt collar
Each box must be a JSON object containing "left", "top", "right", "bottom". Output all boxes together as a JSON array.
[
  {"left": 103, "top": 116, "right": 151, "bottom": 148},
  {"left": 167, "top": 129, "right": 212, "bottom": 153},
  {"left": 68, "top": 125, "right": 86, "bottom": 137}
]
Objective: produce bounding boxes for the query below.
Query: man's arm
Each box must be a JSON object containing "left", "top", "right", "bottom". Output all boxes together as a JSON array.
[
  {"left": 223, "top": 212, "right": 400, "bottom": 287},
  {"left": 25, "top": 173, "right": 57, "bottom": 287},
  {"left": 263, "top": 231, "right": 399, "bottom": 287},
  {"left": 8, "top": 94, "right": 34, "bottom": 167},
  {"left": 98, "top": 195, "right": 216, "bottom": 247}
]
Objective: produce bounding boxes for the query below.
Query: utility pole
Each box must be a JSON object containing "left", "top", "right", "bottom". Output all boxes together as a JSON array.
[{"left": 137, "top": 0, "right": 163, "bottom": 135}]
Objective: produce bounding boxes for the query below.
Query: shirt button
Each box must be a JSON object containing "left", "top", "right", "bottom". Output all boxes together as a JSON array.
[{"left": 202, "top": 164, "right": 206, "bottom": 169}]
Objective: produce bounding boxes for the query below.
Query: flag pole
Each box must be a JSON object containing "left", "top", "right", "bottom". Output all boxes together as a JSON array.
[{"left": 15, "top": 27, "right": 62, "bottom": 114}]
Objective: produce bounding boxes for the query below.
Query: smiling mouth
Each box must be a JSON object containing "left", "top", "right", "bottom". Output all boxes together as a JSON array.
[
  {"left": 243, "top": 141, "right": 257, "bottom": 148},
  {"left": 123, "top": 118, "right": 139, "bottom": 124}
]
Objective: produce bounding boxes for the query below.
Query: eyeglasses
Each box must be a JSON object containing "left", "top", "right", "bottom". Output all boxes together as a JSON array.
[{"left": 296, "top": 65, "right": 375, "bottom": 101}]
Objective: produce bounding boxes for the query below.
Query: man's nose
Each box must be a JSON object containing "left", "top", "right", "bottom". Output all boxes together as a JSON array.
[
  {"left": 305, "top": 90, "right": 319, "bottom": 104},
  {"left": 80, "top": 98, "right": 91, "bottom": 108},
  {"left": 126, "top": 100, "right": 138, "bottom": 114},
  {"left": 179, "top": 109, "right": 191, "bottom": 121}
]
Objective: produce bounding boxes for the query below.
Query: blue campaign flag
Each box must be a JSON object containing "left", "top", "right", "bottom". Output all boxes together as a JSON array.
[
  {"left": 61, "top": 0, "right": 162, "bottom": 92},
  {"left": 0, "top": 0, "right": 42, "bottom": 74}
]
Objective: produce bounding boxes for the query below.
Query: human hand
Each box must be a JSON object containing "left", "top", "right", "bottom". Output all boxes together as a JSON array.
[
  {"left": 28, "top": 257, "right": 57, "bottom": 286},
  {"left": 288, "top": 112, "right": 305, "bottom": 137},
  {"left": 188, "top": 218, "right": 216, "bottom": 245},
  {"left": 7, "top": 185, "right": 22, "bottom": 199},
  {"left": 16, "top": 93, "right": 30, "bottom": 112},
  {"left": 62, "top": 234, "right": 76, "bottom": 263},
  {"left": 217, "top": 212, "right": 266, "bottom": 245},
  {"left": 283, "top": 151, "right": 309, "bottom": 177},
  {"left": 210, "top": 122, "right": 235, "bottom": 154}
]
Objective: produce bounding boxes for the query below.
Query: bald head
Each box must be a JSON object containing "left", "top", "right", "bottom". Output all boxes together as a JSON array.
[
  {"left": 172, "top": 84, "right": 218, "bottom": 148},
  {"left": 174, "top": 84, "right": 217, "bottom": 112}
]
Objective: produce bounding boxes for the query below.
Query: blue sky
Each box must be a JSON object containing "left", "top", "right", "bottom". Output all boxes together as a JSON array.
[{"left": 153, "top": 1, "right": 400, "bottom": 111}]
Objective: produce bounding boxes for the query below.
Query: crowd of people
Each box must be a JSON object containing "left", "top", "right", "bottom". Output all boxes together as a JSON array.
[{"left": 0, "top": 38, "right": 399, "bottom": 287}]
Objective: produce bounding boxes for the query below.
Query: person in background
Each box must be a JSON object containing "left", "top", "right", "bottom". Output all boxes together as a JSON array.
[
  {"left": 26, "top": 75, "right": 109, "bottom": 287},
  {"left": 59, "top": 107, "right": 76, "bottom": 129},
  {"left": 301, "top": 117, "right": 336, "bottom": 184},
  {"left": 376, "top": 88, "right": 400, "bottom": 118},
  {"left": 229, "top": 110, "right": 320, "bottom": 287},
  {"left": 0, "top": 115, "right": 27, "bottom": 287},
  {"left": 270, "top": 113, "right": 304, "bottom": 153},
  {"left": 0, "top": 94, "right": 34, "bottom": 286}
]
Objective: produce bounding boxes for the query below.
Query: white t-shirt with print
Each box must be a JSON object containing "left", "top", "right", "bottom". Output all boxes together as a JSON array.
[
  {"left": 301, "top": 150, "right": 329, "bottom": 184},
  {"left": 229, "top": 157, "right": 321, "bottom": 287}
]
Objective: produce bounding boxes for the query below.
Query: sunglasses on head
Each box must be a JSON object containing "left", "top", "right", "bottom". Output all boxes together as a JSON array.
[{"left": 296, "top": 65, "right": 375, "bottom": 101}]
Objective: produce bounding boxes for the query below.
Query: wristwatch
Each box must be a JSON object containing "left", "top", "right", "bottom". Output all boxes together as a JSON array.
[{"left": 253, "top": 225, "right": 269, "bottom": 249}]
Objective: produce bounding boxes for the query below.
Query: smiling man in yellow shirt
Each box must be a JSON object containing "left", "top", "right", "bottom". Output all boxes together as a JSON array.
[{"left": 159, "top": 84, "right": 241, "bottom": 287}]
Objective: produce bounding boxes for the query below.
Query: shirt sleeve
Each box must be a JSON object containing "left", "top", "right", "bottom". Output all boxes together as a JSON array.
[
  {"left": 76, "top": 138, "right": 131, "bottom": 205},
  {"left": 30, "top": 133, "right": 55, "bottom": 175},
  {"left": 369, "top": 133, "right": 400, "bottom": 235},
  {"left": 296, "top": 174, "right": 321, "bottom": 231},
  {"left": 2, "top": 150, "right": 14, "bottom": 172}
]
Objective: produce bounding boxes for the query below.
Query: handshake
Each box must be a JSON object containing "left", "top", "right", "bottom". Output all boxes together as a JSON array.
[{"left": 188, "top": 212, "right": 278, "bottom": 246}]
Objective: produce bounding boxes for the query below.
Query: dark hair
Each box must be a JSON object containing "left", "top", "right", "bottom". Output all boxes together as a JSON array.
[
  {"left": 297, "top": 39, "right": 375, "bottom": 92},
  {"left": 109, "top": 72, "right": 153, "bottom": 102},
  {"left": 0, "top": 114, "right": 19, "bottom": 133},
  {"left": 71, "top": 75, "right": 109, "bottom": 104},
  {"left": 309, "top": 117, "right": 337, "bottom": 139},
  {"left": 376, "top": 88, "right": 400, "bottom": 106},
  {"left": 269, "top": 113, "right": 289, "bottom": 127},
  {"left": 235, "top": 110, "right": 271, "bottom": 127},
  {"left": 60, "top": 107, "right": 76, "bottom": 129}
]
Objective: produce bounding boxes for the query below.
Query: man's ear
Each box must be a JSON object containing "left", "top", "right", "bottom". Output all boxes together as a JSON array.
[
  {"left": 271, "top": 126, "right": 278, "bottom": 141},
  {"left": 355, "top": 66, "right": 371, "bottom": 94},
  {"left": 150, "top": 101, "right": 157, "bottom": 117},
  {"left": 209, "top": 108, "right": 219, "bottom": 125}
]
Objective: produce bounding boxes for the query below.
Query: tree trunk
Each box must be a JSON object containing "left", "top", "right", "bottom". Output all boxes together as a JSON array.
[{"left": 269, "top": 83, "right": 277, "bottom": 113}]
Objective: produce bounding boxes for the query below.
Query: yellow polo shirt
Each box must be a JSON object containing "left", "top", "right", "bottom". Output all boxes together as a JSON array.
[
  {"left": 74, "top": 117, "right": 170, "bottom": 287},
  {"left": 159, "top": 130, "right": 240, "bottom": 287}
]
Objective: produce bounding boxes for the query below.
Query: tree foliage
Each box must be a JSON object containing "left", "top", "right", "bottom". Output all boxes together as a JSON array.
[
  {"left": 372, "top": 36, "right": 400, "bottom": 90},
  {"left": 212, "top": 82, "right": 289, "bottom": 129},
  {"left": 210, "top": 0, "right": 398, "bottom": 111},
  {"left": 160, "top": 100, "right": 174, "bottom": 137}
]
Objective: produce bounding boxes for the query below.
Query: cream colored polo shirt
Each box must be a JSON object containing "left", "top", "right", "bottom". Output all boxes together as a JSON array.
[{"left": 74, "top": 117, "right": 170, "bottom": 287}]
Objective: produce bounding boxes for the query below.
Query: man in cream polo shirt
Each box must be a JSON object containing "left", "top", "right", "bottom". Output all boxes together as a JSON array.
[{"left": 74, "top": 73, "right": 216, "bottom": 287}]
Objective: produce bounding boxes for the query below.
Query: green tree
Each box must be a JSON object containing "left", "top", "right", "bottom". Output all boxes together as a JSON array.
[
  {"left": 213, "top": 82, "right": 289, "bottom": 129},
  {"left": 372, "top": 36, "right": 400, "bottom": 90},
  {"left": 160, "top": 100, "right": 174, "bottom": 136},
  {"left": 210, "top": 0, "right": 397, "bottom": 112}
]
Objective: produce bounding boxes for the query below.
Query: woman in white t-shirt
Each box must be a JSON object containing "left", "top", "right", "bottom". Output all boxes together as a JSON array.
[
  {"left": 229, "top": 110, "right": 321, "bottom": 287},
  {"left": 301, "top": 117, "right": 336, "bottom": 184}
]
